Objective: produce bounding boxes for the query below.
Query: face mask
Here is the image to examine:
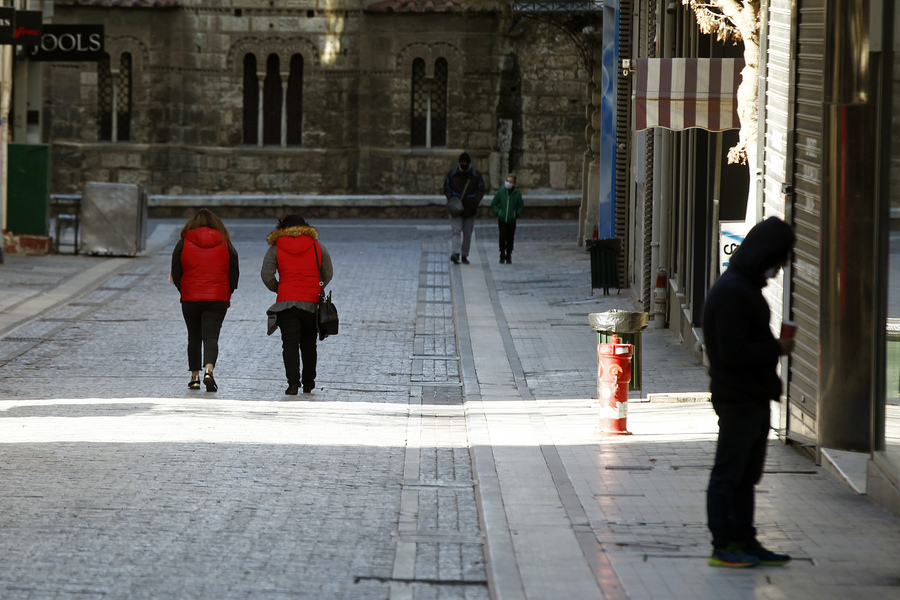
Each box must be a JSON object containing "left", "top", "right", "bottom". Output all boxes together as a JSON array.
[
  {"left": 504, "top": 181, "right": 514, "bottom": 189},
  {"left": 459, "top": 163, "right": 470, "bottom": 172},
  {"left": 763, "top": 267, "right": 779, "bottom": 279}
]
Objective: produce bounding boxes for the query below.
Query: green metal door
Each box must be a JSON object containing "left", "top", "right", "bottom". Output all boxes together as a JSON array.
[{"left": 7, "top": 143, "right": 51, "bottom": 236}]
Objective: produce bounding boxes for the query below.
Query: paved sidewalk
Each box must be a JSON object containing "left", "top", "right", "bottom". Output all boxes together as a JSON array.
[
  {"left": 458, "top": 223, "right": 900, "bottom": 600},
  {"left": 1, "top": 218, "right": 899, "bottom": 600}
]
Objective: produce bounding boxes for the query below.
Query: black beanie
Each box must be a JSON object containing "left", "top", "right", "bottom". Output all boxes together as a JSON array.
[
  {"left": 278, "top": 214, "right": 309, "bottom": 229},
  {"left": 459, "top": 152, "right": 471, "bottom": 163}
]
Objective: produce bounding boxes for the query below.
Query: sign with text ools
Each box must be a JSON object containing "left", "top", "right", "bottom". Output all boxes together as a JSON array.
[{"left": 28, "top": 25, "right": 104, "bottom": 62}]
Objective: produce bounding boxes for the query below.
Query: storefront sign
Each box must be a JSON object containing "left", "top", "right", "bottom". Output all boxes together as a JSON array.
[
  {"left": 719, "top": 221, "right": 752, "bottom": 274},
  {"left": 0, "top": 8, "right": 15, "bottom": 44},
  {"left": 28, "top": 24, "right": 104, "bottom": 61},
  {"left": 10, "top": 10, "right": 41, "bottom": 46}
]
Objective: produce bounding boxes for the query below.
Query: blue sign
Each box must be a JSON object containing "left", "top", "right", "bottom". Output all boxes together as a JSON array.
[{"left": 598, "top": 0, "right": 618, "bottom": 240}]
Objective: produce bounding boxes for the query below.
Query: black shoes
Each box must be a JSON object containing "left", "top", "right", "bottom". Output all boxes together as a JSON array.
[
  {"left": 203, "top": 371, "right": 217, "bottom": 392},
  {"left": 450, "top": 253, "right": 460, "bottom": 264},
  {"left": 285, "top": 383, "right": 312, "bottom": 395},
  {"left": 500, "top": 253, "right": 506, "bottom": 263},
  {"left": 188, "top": 378, "right": 201, "bottom": 390},
  {"left": 499, "top": 253, "right": 512, "bottom": 264},
  {"left": 506, "top": 254, "right": 512, "bottom": 264},
  {"left": 461, "top": 256, "right": 469, "bottom": 264}
]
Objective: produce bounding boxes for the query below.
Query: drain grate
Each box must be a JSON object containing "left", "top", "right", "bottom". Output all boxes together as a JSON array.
[
  {"left": 605, "top": 465, "right": 654, "bottom": 471},
  {"left": 353, "top": 575, "right": 487, "bottom": 587},
  {"left": 1, "top": 337, "right": 43, "bottom": 343}
]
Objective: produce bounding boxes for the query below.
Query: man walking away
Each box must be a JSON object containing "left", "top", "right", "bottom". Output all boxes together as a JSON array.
[
  {"left": 443, "top": 152, "right": 485, "bottom": 264},
  {"left": 702, "top": 216, "right": 796, "bottom": 568}
]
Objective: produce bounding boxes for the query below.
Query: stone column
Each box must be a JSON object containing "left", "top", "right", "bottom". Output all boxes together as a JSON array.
[{"left": 280, "top": 73, "right": 289, "bottom": 148}]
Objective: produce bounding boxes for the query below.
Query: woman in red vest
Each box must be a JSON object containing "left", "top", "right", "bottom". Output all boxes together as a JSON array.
[
  {"left": 261, "top": 214, "right": 333, "bottom": 395},
  {"left": 170, "top": 209, "right": 239, "bottom": 392}
]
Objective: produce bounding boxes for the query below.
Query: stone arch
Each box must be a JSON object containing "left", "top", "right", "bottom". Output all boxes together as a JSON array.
[
  {"left": 227, "top": 37, "right": 319, "bottom": 78},
  {"left": 397, "top": 42, "right": 462, "bottom": 78},
  {"left": 103, "top": 36, "right": 148, "bottom": 73}
]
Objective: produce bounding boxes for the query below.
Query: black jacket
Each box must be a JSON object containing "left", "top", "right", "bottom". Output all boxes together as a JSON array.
[
  {"left": 443, "top": 166, "right": 485, "bottom": 218},
  {"left": 702, "top": 217, "right": 796, "bottom": 403}
]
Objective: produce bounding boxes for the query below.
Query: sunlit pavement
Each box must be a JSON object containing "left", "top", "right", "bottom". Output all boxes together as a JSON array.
[{"left": 1, "top": 219, "right": 899, "bottom": 600}]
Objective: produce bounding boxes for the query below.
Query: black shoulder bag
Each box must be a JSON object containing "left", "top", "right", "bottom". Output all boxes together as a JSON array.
[{"left": 313, "top": 242, "right": 339, "bottom": 341}]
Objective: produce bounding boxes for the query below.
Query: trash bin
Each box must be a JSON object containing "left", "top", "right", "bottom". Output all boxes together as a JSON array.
[
  {"left": 590, "top": 309, "right": 649, "bottom": 391},
  {"left": 80, "top": 183, "right": 148, "bottom": 256},
  {"left": 586, "top": 238, "right": 619, "bottom": 294}
]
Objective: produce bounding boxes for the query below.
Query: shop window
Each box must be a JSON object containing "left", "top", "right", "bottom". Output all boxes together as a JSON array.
[
  {"left": 411, "top": 57, "right": 448, "bottom": 148},
  {"left": 98, "top": 52, "right": 132, "bottom": 142}
]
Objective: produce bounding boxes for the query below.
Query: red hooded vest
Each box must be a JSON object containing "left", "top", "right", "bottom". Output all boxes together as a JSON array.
[
  {"left": 273, "top": 229, "right": 322, "bottom": 303},
  {"left": 180, "top": 227, "right": 232, "bottom": 302}
]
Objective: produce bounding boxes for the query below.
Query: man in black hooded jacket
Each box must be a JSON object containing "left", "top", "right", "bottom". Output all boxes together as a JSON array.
[
  {"left": 702, "top": 216, "right": 796, "bottom": 568},
  {"left": 443, "top": 152, "right": 485, "bottom": 264}
]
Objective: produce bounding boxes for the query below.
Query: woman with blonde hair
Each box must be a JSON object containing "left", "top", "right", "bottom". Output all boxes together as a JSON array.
[{"left": 171, "top": 208, "right": 239, "bottom": 392}]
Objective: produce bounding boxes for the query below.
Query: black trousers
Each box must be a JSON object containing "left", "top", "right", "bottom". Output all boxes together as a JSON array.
[
  {"left": 706, "top": 400, "right": 770, "bottom": 549},
  {"left": 181, "top": 301, "right": 228, "bottom": 371},
  {"left": 498, "top": 220, "right": 517, "bottom": 257},
  {"left": 276, "top": 307, "right": 318, "bottom": 388}
]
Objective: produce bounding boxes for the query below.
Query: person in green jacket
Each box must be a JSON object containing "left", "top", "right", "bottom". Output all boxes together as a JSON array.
[{"left": 491, "top": 174, "right": 524, "bottom": 264}]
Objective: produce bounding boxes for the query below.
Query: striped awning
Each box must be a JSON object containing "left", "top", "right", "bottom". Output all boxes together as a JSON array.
[{"left": 634, "top": 58, "right": 744, "bottom": 131}]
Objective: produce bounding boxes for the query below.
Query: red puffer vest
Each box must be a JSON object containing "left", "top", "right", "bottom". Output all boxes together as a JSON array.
[
  {"left": 270, "top": 226, "right": 322, "bottom": 303},
  {"left": 180, "top": 227, "right": 232, "bottom": 302}
]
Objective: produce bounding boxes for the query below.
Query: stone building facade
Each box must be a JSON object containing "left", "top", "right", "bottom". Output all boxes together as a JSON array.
[{"left": 45, "top": 0, "right": 589, "bottom": 198}]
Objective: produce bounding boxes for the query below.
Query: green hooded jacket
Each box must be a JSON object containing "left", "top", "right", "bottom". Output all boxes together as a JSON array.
[{"left": 490, "top": 187, "right": 524, "bottom": 223}]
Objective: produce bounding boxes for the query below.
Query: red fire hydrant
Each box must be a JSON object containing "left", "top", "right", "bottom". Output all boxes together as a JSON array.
[{"left": 597, "top": 334, "right": 633, "bottom": 435}]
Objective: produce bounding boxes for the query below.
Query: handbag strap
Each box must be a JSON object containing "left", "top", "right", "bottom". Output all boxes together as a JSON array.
[{"left": 312, "top": 241, "right": 325, "bottom": 297}]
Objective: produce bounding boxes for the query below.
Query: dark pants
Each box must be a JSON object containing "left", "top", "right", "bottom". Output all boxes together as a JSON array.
[
  {"left": 276, "top": 307, "right": 318, "bottom": 388},
  {"left": 498, "top": 220, "right": 517, "bottom": 257},
  {"left": 181, "top": 301, "right": 228, "bottom": 371},
  {"left": 707, "top": 400, "right": 770, "bottom": 549}
]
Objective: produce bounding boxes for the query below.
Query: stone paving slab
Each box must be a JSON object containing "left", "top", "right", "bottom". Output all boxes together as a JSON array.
[
  {"left": 0, "top": 219, "right": 488, "bottom": 600},
  {"left": 458, "top": 222, "right": 900, "bottom": 600},
  {"left": 4, "top": 218, "right": 900, "bottom": 600}
]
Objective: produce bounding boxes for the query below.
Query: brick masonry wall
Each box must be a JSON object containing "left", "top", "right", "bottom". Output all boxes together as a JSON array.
[{"left": 46, "top": 3, "right": 588, "bottom": 198}]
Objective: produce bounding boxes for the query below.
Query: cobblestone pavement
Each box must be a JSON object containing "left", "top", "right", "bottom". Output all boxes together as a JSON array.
[{"left": 0, "top": 220, "right": 488, "bottom": 600}]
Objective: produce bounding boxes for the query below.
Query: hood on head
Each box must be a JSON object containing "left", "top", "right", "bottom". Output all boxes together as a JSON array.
[
  {"left": 267, "top": 225, "right": 319, "bottom": 246},
  {"left": 184, "top": 226, "right": 224, "bottom": 249},
  {"left": 728, "top": 217, "right": 795, "bottom": 284}
]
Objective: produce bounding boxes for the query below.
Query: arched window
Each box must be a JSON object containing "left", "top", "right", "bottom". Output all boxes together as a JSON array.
[
  {"left": 411, "top": 58, "right": 427, "bottom": 147},
  {"left": 98, "top": 52, "right": 133, "bottom": 142},
  {"left": 410, "top": 57, "right": 448, "bottom": 148},
  {"left": 98, "top": 54, "right": 112, "bottom": 141},
  {"left": 117, "top": 53, "right": 132, "bottom": 141},
  {"left": 263, "top": 53, "right": 281, "bottom": 146},
  {"left": 241, "top": 51, "right": 304, "bottom": 147},
  {"left": 286, "top": 54, "right": 303, "bottom": 146},
  {"left": 431, "top": 58, "right": 448, "bottom": 147},
  {"left": 242, "top": 53, "right": 258, "bottom": 145}
]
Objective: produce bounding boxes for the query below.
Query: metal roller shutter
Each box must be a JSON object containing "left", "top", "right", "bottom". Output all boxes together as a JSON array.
[
  {"left": 761, "top": 0, "right": 794, "bottom": 434},
  {"left": 785, "top": 0, "right": 825, "bottom": 446}
]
